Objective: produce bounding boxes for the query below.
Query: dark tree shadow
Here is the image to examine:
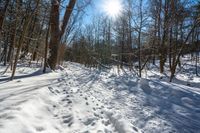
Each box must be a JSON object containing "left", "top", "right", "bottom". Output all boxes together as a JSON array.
[
  {"left": 0, "top": 69, "right": 51, "bottom": 84},
  {"left": 107, "top": 76, "right": 200, "bottom": 133}
]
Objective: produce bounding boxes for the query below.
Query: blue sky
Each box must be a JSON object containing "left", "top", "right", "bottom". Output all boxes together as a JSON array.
[
  {"left": 60, "top": 0, "right": 103, "bottom": 24},
  {"left": 82, "top": 0, "right": 104, "bottom": 24}
]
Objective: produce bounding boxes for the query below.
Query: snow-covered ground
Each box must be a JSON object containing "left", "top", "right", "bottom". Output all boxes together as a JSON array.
[{"left": 0, "top": 60, "right": 200, "bottom": 133}]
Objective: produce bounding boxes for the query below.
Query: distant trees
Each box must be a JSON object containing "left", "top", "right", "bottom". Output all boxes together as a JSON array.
[
  {"left": 0, "top": 0, "right": 199, "bottom": 81},
  {"left": 65, "top": 0, "right": 199, "bottom": 81},
  {"left": 147, "top": 0, "right": 199, "bottom": 81}
]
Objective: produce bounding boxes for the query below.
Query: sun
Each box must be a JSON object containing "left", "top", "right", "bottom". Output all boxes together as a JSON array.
[{"left": 102, "top": 0, "right": 123, "bottom": 19}]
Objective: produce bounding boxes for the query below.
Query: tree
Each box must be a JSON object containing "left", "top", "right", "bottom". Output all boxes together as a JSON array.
[
  {"left": 11, "top": 0, "right": 40, "bottom": 80},
  {"left": 48, "top": 0, "right": 77, "bottom": 70}
]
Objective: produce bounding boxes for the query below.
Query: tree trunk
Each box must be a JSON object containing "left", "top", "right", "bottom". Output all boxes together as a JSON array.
[
  {"left": 3, "top": 33, "right": 8, "bottom": 66},
  {"left": 43, "top": 21, "right": 50, "bottom": 73},
  {"left": 138, "top": 0, "right": 143, "bottom": 78},
  {"left": 47, "top": 0, "right": 60, "bottom": 70},
  {"left": 169, "top": 65, "right": 176, "bottom": 82},
  {"left": 48, "top": 0, "right": 76, "bottom": 70},
  {"left": 11, "top": 17, "right": 33, "bottom": 80},
  {"left": 160, "top": 0, "right": 169, "bottom": 74}
]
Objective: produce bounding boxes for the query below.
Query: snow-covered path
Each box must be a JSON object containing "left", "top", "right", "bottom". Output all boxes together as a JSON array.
[{"left": 0, "top": 63, "right": 200, "bottom": 133}]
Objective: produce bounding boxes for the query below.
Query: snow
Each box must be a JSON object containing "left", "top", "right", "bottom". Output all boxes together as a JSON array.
[{"left": 0, "top": 61, "right": 200, "bottom": 133}]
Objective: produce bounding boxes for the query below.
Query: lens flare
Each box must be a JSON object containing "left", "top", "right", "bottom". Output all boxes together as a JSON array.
[{"left": 102, "top": 0, "right": 123, "bottom": 19}]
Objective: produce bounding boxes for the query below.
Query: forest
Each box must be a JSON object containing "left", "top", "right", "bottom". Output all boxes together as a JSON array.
[
  {"left": 0, "top": 0, "right": 200, "bottom": 133},
  {"left": 0, "top": 0, "right": 199, "bottom": 81}
]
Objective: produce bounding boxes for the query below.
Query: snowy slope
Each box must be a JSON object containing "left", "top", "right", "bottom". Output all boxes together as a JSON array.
[{"left": 0, "top": 62, "right": 200, "bottom": 133}]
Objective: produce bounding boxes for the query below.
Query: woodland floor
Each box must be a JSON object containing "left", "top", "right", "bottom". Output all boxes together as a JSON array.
[{"left": 0, "top": 59, "right": 200, "bottom": 133}]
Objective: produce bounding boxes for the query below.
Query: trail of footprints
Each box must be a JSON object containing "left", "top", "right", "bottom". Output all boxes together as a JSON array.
[
  {"left": 48, "top": 78, "right": 75, "bottom": 127},
  {"left": 78, "top": 90, "right": 116, "bottom": 133},
  {"left": 49, "top": 81, "right": 112, "bottom": 132},
  {"left": 48, "top": 75, "right": 139, "bottom": 133}
]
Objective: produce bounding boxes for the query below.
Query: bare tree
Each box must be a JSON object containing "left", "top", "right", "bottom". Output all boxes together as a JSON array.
[{"left": 48, "top": 0, "right": 77, "bottom": 70}]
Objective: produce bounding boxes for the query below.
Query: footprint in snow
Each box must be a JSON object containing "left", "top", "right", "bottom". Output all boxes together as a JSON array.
[
  {"left": 48, "top": 87, "right": 55, "bottom": 94},
  {"left": 104, "top": 128, "right": 113, "bottom": 133},
  {"left": 97, "top": 130, "right": 104, "bottom": 133},
  {"left": 61, "top": 98, "right": 72, "bottom": 104},
  {"left": 63, "top": 115, "right": 73, "bottom": 122},
  {"left": 63, "top": 115, "right": 73, "bottom": 127},
  {"left": 132, "top": 126, "right": 139, "bottom": 132},
  {"left": 102, "top": 120, "right": 111, "bottom": 126},
  {"left": 35, "top": 126, "right": 45, "bottom": 132},
  {"left": 57, "top": 78, "right": 65, "bottom": 82},
  {"left": 55, "top": 90, "right": 60, "bottom": 93},
  {"left": 6, "top": 115, "right": 15, "bottom": 120},
  {"left": 82, "top": 131, "right": 90, "bottom": 133},
  {"left": 83, "top": 118, "right": 96, "bottom": 126},
  {"left": 61, "top": 98, "right": 68, "bottom": 102},
  {"left": 68, "top": 122, "right": 73, "bottom": 127},
  {"left": 54, "top": 114, "right": 58, "bottom": 117},
  {"left": 93, "top": 112, "right": 100, "bottom": 118},
  {"left": 16, "top": 80, "right": 22, "bottom": 83},
  {"left": 57, "top": 84, "right": 63, "bottom": 87}
]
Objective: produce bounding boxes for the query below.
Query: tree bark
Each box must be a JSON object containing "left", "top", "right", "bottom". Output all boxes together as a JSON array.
[
  {"left": 47, "top": 0, "right": 60, "bottom": 70},
  {"left": 48, "top": 0, "right": 76, "bottom": 70},
  {"left": 43, "top": 21, "right": 50, "bottom": 73}
]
